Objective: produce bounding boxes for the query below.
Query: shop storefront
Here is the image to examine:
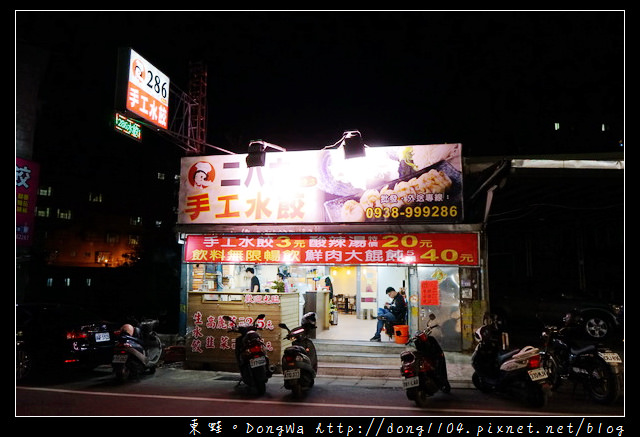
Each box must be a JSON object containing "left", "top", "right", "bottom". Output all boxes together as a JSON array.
[{"left": 175, "top": 142, "right": 488, "bottom": 369}]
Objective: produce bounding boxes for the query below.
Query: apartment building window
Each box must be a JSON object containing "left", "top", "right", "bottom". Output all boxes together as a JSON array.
[
  {"left": 89, "top": 192, "right": 103, "bottom": 202},
  {"left": 38, "top": 186, "right": 52, "bottom": 196},
  {"left": 106, "top": 233, "right": 120, "bottom": 244},
  {"left": 96, "top": 251, "right": 111, "bottom": 264},
  {"left": 130, "top": 216, "right": 142, "bottom": 226},
  {"left": 57, "top": 208, "right": 72, "bottom": 220},
  {"left": 36, "top": 206, "right": 51, "bottom": 218}
]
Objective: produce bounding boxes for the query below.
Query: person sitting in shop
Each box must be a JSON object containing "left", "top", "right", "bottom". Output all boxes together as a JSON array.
[
  {"left": 370, "top": 286, "right": 407, "bottom": 342},
  {"left": 246, "top": 267, "right": 260, "bottom": 292}
]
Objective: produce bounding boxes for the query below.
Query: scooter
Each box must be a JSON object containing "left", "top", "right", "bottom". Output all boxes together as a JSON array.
[
  {"left": 471, "top": 314, "right": 551, "bottom": 407},
  {"left": 112, "top": 319, "right": 163, "bottom": 381},
  {"left": 223, "top": 314, "right": 274, "bottom": 395},
  {"left": 278, "top": 312, "right": 318, "bottom": 397},
  {"left": 399, "top": 313, "right": 451, "bottom": 407},
  {"left": 540, "top": 311, "right": 622, "bottom": 404}
]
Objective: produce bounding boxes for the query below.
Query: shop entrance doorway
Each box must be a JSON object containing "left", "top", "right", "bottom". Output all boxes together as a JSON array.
[{"left": 316, "top": 265, "right": 409, "bottom": 341}]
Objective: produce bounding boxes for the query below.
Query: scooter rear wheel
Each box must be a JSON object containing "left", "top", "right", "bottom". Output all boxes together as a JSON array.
[
  {"left": 114, "top": 364, "right": 130, "bottom": 381},
  {"left": 584, "top": 358, "right": 619, "bottom": 404},
  {"left": 414, "top": 389, "right": 430, "bottom": 408},
  {"left": 255, "top": 380, "right": 266, "bottom": 396},
  {"left": 472, "top": 372, "right": 492, "bottom": 393},
  {"left": 525, "top": 383, "right": 549, "bottom": 408},
  {"left": 291, "top": 383, "right": 303, "bottom": 398}
]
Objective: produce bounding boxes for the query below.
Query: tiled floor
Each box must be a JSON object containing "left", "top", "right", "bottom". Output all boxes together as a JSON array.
[{"left": 316, "top": 313, "right": 380, "bottom": 341}]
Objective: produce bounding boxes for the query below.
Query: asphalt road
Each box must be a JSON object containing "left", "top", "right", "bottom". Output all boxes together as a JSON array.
[{"left": 16, "top": 362, "right": 624, "bottom": 418}]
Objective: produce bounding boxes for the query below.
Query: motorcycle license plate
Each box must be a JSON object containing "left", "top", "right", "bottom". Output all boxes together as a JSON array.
[
  {"left": 599, "top": 352, "right": 622, "bottom": 363},
  {"left": 528, "top": 368, "right": 548, "bottom": 381},
  {"left": 112, "top": 354, "right": 128, "bottom": 364},
  {"left": 95, "top": 332, "right": 110, "bottom": 342},
  {"left": 403, "top": 376, "right": 419, "bottom": 390},
  {"left": 250, "top": 356, "right": 266, "bottom": 368},
  {"left": 283, "top": 369, "right": 301, "bottom": 380}
]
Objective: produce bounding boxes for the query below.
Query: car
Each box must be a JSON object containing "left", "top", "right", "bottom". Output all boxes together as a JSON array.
[
  {"left": 490, "top": 290, "right": 623, "bottom": 341},
  {"left": 16, "top": 303, "right": 120, "bottom": 382}
]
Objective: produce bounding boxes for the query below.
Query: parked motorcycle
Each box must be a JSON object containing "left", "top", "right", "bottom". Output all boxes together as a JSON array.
[
  {"left": 223, "top": 314, "right": 274, "bottom": 395},
  {"left": 471, "top": 314, "right": 550, "bottom": 407},
  {"left": 400, "top": 314, "right": 451, "bottom": 407},
  {"left": 278, "top": 312, "right": 318, "bottom": 397},
  {"left": 540, "top": 311, "right": 622, "bottom": 404},
  {"left": 112, "top": 319, "right": 163, "bottom": 381}
]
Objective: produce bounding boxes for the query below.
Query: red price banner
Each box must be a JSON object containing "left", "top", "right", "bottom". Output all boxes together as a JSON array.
[{"left": 184, "top": 232, "right": 479, "bottom": 266}]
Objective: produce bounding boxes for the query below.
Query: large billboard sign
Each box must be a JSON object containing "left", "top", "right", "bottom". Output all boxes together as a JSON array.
[
  {"left": 184, "top": 233, "right": 479, "bottom": 266},
  {"left": 177, "top": 143, "right": 463, "bottom": 225},
  {"left": 16, "top": 157, "right": 40, "bottom": 246},
  {"left": 115, "top": 48, "right": 170, "bottom": 130}
]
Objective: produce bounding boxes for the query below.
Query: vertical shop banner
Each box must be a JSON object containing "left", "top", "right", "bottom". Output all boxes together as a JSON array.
[
  {"left": 177, "top": 143, "right": 463, "bottom": 225},
  {"left": 184, "top": 233, "right": 479, "bottom": 266},
  {"left": 16, "top": 157, "right": 40, "bottom": 246}
]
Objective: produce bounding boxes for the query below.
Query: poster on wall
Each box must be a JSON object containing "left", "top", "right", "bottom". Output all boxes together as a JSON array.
[{"left": 177, "top": 143, "right": 463, "bottom": 225}]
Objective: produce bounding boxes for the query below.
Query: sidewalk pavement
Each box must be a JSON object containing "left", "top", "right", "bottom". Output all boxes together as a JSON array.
[{"left": 312, "top": 351, "right": 474, "bottom": 389}]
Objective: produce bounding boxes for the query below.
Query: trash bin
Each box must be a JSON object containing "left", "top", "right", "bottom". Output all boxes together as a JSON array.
[
  {"left": 330, "top": 309, "right": 338, "bottom": 325},
  {"left": 394, "top": 325, "right": 410, "bottom": 344}
]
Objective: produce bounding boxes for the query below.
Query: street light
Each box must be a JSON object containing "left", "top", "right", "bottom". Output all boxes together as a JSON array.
[
  {"left": 246, "top": 140, "right": 287, "bottom": 168},
  {"left": 342, "top": 130, "right": 366, "bottom": 159}
]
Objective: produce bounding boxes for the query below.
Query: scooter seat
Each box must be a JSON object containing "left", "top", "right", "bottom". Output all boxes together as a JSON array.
[
  {"left": 497, "top": 349, "right": 520, "bottom": 365},
  {"left": 571, "top": 344, "right": 597, "bottom": 355},
  {"left": 285, "top": 345, "right": 308, "bottom": 355}
]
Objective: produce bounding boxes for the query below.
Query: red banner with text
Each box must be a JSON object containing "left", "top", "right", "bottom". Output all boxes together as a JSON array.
[{"left": 184, "top": 233, "right": 478, "bottom": 266}]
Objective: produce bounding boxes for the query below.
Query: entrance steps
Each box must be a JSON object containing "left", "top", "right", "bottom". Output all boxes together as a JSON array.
[{"left": 314, "top": 338, "right": 404, "bottom": 378}]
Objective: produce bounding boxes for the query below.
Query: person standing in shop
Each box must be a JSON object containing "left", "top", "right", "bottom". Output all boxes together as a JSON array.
[
  {"left": 277, "top": 272, "right": 291, "bottom": 293},
  {"left": 246, "top": 267, "right": 261, "bottom": 292}
]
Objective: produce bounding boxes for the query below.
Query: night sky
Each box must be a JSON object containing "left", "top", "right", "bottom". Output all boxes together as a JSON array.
[{"left": 17, "top": 10, "right": 624, "bottom": 157}]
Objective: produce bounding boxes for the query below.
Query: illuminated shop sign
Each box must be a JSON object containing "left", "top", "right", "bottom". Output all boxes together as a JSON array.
[
  {"left": 177, "top": 143, "right": 463, "bottom": 225},
  {"left": 16, "top": 157, "right": 40, "bottom": 246},
  {"left": 117, "top": 48, "right": 170, "bottom": 130},
  {"left": 114, "top": 113, "right": 142, "bottom": 141},
  {"left": 184, "top": 233, "right": 479, "bottom": 266}
]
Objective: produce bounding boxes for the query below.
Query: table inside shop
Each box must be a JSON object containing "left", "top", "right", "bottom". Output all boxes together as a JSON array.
[{"left": 336, "top": 294, "right": 355, "bottom": 314}]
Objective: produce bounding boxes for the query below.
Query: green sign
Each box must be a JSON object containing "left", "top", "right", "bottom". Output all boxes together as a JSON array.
[{"left": 114, "top": 113, "right": 142, "bottom": 142}]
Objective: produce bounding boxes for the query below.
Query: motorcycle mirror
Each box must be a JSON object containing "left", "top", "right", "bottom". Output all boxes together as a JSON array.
[
  {"left": 257, "top": 314, "right": 266, "bottom": 320},
  {"left": 222, "top": 315, "right": 232, "bottom": 321},
  {"left": 428, "top": 313, "right": 436, "bottom": 321},
  {"left": 278, "top": 323, "right": 288, "bottom": 329}
]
